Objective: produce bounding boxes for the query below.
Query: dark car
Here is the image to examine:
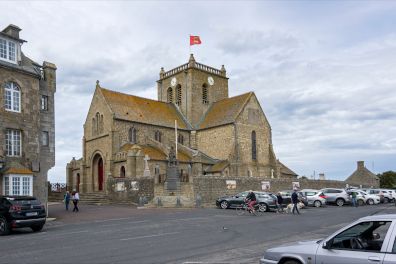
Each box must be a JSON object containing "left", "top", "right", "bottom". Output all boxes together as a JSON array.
[
  {"left": 216, "top": 191, "right": 278, "bottom": 212},
  {"left": 279, "top": 190, "right": 308, "bottom": 206},
  {"left": 0, "top": 196, "right": 46, "bottom": 235}
]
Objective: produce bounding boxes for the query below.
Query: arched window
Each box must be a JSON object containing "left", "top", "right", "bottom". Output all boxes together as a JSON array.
[
  {"left": 251, "top": 131, "right": 257, "bottom": 160},
  {"left": 155, "top": 131, "right": 162, "bottom": 142},
  {"left": 154, "top": 165, "right": 160, "bottom": 175},
  {"left": 100, "top": 114, "right": 104, "bottom": 133},
  {"left": 176, "top": 84, "right": 182, "bottom": 106},
  {"left": 202, "top": 84, "right": 208, "bottom": 104},
  {"left": 167, "top": 87, "right": 173, "bottom": 103},
  {"left": 92, "top": 118, "right": 96, "bottom": 136},
  {"left": 95, "top": 112, "right": 100, "bottom": 135},
  {"left": 120, "top": 166, "right": 125, "bottom": 178},
  {"left": 129, "top": 127, "right": 137, "bottom": 144},
  {"left": 178, "top": 134, "right": 184, "bottom": 145},
  {"left": 4, "top": 82, "right": 21, "bottom": 112}
]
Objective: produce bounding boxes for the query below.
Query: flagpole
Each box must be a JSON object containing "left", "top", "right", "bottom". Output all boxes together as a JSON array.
[
  {"left": 175, "top": 119, "right": 178, "bottom": 160},
  {"left": 189, "top": 34, "right": 191, "bottom": 54}
]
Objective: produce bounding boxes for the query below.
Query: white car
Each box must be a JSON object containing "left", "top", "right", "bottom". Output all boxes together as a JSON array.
[
  {"left": 300, "top": 189, "right": 327, "bottom": 207},
  {"left": 260, "top": 214, "right": 396, "bottom": 264},
  {"left": 355, "top": 190, "right": 381, "bottom": 205}
]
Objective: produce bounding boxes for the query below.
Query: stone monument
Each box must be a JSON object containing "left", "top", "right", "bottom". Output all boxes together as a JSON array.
[{"left": 165, "top": 147, "right": 180, "bottom": 191}]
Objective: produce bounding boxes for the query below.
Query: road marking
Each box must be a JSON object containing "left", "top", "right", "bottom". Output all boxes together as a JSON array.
[
  {"left": 95, "top": 217, "right": 130, "bottom": 223},
  {"left": 101, "top": 220, "right": 148, "bottom": 227},
  {"left": 120, "top": 231, "right": 179, "bottom": 241}
]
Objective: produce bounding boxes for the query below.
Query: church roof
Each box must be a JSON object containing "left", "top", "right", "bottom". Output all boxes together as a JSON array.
[
  {"left": 198, "top": 92, "right": 253, "bottom": 129},
  {"left": 206, "top": 160, "right": 229, "bottom": 173},
  {"left": 278, "top": 161, "right": 298, "bottom": 177},
  {"left": 99, "top": 87, "right": 190, "bottom": 129},
  {"left": 120, "top": 143, "right": 191, "bottom": 162}
]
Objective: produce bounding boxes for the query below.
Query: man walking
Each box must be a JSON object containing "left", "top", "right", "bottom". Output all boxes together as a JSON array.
[
  {"left": 72, "top": 190, "right": 80, "bottom": 212},
  {"left": 276, "top": 192, "right": 284, "bottom": 213},
  {"left": 351, "top": 190, "right": 357, "bottom": 207},
  {"left": 291, "top": 189, "right": 300, "bottom": 215}
]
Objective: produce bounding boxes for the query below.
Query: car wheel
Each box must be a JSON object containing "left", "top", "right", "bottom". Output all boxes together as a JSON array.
[
  {"left": 336, "top": 198, "right": 345, "bottom": 206},
  {"left": 220, "top": 201, "right": 229, "bottom": 209},
  {"left": 314, "top": 200, "right": 322, "bottom": 208},
  {"left": 31, "top": 224, "right": 44, "bottom": 232},
  {"left": 0, "top": 217, "right": 10, "bottom": 236},
  {"left": 358, "top": 199, "right": 364, "bottom": 206},
  {"left": 384, "top": 198, "right": 389, "bottom": 203},
  {"left": 258, "top": 203, "right": 268, "bottom": 212},
  {"left": 367, "top": 199, "right": 374, "bottom": 205}
]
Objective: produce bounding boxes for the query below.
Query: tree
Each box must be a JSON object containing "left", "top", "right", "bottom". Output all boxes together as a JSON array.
[{"left": 378, "top": 171, "right": 396, "bottom": 188}]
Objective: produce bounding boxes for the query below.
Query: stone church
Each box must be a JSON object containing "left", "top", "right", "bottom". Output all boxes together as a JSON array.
[{"left": 67, "top": 54, "right": 297, "bottom": 204}]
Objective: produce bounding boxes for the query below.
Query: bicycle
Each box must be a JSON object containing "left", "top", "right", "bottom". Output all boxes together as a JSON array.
[{"left": 236, "top": 201, "right": 263, "bottom": 216}]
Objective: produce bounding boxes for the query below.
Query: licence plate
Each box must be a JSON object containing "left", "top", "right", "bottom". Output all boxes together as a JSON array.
[{"left": 26, "top": 212, "right": 38, "bottom": 216}]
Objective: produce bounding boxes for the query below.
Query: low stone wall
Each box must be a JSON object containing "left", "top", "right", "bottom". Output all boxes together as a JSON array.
[
  {"left": 106, "top": 177, "right": 154, "bottom": 203},
  {"left": 193, "top": 177, "right": 349, "bottom": 204}
]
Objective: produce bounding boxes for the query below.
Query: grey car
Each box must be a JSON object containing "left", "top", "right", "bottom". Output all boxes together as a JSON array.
[
  {"left": 300, "top": 189, "right": 326, "bottom": 207},
  {"left": 260, "top": 214, "right": 396, "bottom": 264},
  {"left": 320, "top": 188, "right": 350, "bottom": 206}
]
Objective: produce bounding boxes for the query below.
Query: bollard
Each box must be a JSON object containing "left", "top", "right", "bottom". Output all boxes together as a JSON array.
[
  {"left": 176, "top": 196, "right": 181, "bottom": 207},
  {"left": 142, "top": 196, "right": 148, "bottom": 205},
  {"left": 157, "top": 197, "right": 162, "bottom": 207},
  {"left": 138, "top": 196, "right": 143, "bottom": 207}
]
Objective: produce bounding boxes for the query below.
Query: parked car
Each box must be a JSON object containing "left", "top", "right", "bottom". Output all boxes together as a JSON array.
[
  {"left": 346, "top": 189, "right": 366, "bottom": 206},
  {"left": 279, "top": 190, "right": 308, "bottom": 206},
  {"left": 364, "top": 189, "right": 392, "bottom": 203},
  {"left": 300, "top": 189, "right": 327, "bottom": 207},
  {"left": 354, "top": 190, "right": 381, "bottom": 205},
  {"left": 216, "top": 191, "right": 277, "bottom": 212},
  {"left": 0, "top": 196, "right": 46, "bottom": 235},
  {"left": 320, "top": 188, "right": 350, "bottom": 206},
  {"left": 260, "top": 214, "right": 396, "bottom": 264},
  {"left": 384, "top": 189, "right": 396, "bottom": 202}
]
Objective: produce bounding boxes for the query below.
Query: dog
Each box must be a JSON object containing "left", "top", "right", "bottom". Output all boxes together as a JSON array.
[{"left": 285, "top": 202, "right": 305, "bottom": 213}]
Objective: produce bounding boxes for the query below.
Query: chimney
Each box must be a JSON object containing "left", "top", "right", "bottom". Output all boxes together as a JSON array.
[
  {"left": 357, "top": 161, "right": 365, "bottom": 170},
  {"left": 2, "top": 24, "right": 22, "bottom": 39}
]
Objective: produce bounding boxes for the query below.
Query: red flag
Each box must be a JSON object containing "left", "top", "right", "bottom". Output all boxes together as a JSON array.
[{"left": 190, "top": 35, "right": 202, "bottom": 46}]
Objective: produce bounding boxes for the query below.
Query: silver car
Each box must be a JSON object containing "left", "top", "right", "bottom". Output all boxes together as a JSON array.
[
  {"left": 300, "top": 189, "right": 326, "bottom": 207},
  {"left": 320, "top": 188, "right": 350, "bottom": 206},
  {"left": 260, "top": 214, "right": 396, "bottom": 264}
]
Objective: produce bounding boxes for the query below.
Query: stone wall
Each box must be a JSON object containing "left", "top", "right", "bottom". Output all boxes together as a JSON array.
[
  {"left": 193, "top": 176, "right": 349, "bottom": 204},
  {"left": 106, "top": 177, "right": 154, "bottom": 203},
  {"left": 196, "top": 124, "right": 235, "bottom": 160}
]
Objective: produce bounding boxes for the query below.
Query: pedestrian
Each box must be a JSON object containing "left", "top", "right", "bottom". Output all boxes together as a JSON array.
[
  {"left": 72, "top": 190, "right": 79, "bottom": 212},
  {"left": 64, "top": 191, "right": 71, "bottom": 211},
  {"left": 291, "top": 189, "right": 300, "bottom": 215},
  {"left": 276, "top": 192, "right": 284, "bottom": 213},
  {"left": 351, "top": 191, "right": 357, "bottom": 207}
]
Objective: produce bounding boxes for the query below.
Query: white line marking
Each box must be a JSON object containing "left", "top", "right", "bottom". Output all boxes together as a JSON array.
[
  {"left": 120, "top": 231, "right": 179, "bottom": 241},
  {"left": 95, "top": 217, "right": 129, "bottom": 223}
]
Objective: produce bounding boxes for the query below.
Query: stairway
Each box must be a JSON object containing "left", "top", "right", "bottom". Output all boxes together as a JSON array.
[{"left": 79, "top": 192, "right": 110, "bottom": 205}]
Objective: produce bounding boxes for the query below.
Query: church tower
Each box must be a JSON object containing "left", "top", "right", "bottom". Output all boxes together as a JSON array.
[{"left": 157, "top": 54, "right": 229, "bottom": 128}]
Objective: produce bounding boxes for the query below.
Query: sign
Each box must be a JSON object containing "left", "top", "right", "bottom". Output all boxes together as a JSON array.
[
  {"left": 115, "top": 182, "right": 125, "bottom": 192},
  {"left": 130, "top": 181, "right": 139, "bottom": 191},
  {"left": 292, "top": 182, "right": 300, "bottom": 190},
  {"left": 261, "top": 181, "right": 270, "bottom": 191},
  {"left": 226, "top": 180, "right": 236, "bottom": 190}
]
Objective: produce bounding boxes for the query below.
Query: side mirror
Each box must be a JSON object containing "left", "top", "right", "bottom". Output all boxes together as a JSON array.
[
  {"left": 373, "top": 233, "right": 380, "bottom": 240},
  {"left": 235, "top": 196, "right": 239, "bottom": 198},
  {"left": 323, "top": 240, "right": 332, "bottom": 249}
]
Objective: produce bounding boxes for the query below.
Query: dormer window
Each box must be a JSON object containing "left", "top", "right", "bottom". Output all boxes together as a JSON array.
[{"left": 0, "top": 38, "right": 17, "bottom": 63}]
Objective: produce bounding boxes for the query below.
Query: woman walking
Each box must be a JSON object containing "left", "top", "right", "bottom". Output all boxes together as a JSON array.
[
  {"left": 64, "top": 191, "right": 71, "bottom": 211},
  {"left": 72, "top": 190, "right": 80, "bottom": 212}
]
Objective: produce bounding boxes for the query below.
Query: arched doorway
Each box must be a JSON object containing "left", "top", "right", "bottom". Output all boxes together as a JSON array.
[{"left": 92, "top": 153, "right": 104, "bottom": 192}]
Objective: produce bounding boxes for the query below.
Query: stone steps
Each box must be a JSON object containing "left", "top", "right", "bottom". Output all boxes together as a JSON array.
[{"left": 79, "top": 192, "right": 110, "bottom": 205}]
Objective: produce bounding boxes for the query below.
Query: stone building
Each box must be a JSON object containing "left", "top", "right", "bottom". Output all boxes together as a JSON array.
[
  {"left": 346, "top": 161, "right": 379, "bottom": 188},
  {"left": 0, "top": 24, "right": 56, "bottom": 203},
  {"left": 67, "top": 54, "right": 296, "bottom": 203}
]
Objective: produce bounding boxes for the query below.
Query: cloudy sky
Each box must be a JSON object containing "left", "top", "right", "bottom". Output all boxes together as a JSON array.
[{"left": 2, "top": 1, "right": 396, "bottom": 182}]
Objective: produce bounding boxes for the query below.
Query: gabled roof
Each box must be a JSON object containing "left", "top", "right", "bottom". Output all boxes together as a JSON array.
[
  {"left": 198, "top": 92, "right": 253, "bottom": 129},
  {"left": 346, "top": 166, "right": 379, "bottom": 184},
  {"left": 278, "top": 161, "right": 298, "bottom": 177},
  {"left": 99, "top": 87, "right": 190, "bottom": 130}
]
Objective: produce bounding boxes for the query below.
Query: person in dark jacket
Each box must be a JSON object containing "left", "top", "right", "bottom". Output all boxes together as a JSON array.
[
  {"left": 291, "top": 190, "right": 300, "bottom": 215},
  {"left": 245, "top": 190, "right": 257, "bottom": 212},
  {"left": 276, "top": 192, "right": 284, "bottom": 213}
]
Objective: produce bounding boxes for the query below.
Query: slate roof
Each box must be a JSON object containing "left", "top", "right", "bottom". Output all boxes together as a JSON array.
[
  {"left": 278, "top": 161, "right": 298, "bottom": 177},
  {"left": 100, "top": 88, "right": 190, "bottom": 130},
  {"left": 198, "top": 92, "right": 253, "bottom": 129},
  {"left": 0, "top": 52, "right": 41, "bottom": 77},
  {"left": 206, "top": 160, "right": 229, "bottom": 173},
  {"left": 346, "top": 164, "right": 379, "bottom": 185}
]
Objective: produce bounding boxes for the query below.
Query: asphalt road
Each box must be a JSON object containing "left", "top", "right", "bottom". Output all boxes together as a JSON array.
[{"left": 1, "top": 203, "right": 395, "bottom": 264}]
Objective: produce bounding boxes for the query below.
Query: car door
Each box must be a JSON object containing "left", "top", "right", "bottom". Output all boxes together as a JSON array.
[
  {"left": 316, "top": 220, "right": 392, "bottom": 264},
  {"left": 232, "top": 192, "right": 248, "bottom": 207},
  {"left": 383, "top": 221, "right": 396, "bottom": 264}
]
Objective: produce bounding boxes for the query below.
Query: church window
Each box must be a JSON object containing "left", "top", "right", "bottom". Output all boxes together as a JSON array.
[
  {"left": 167, "top": 87, "right": 173, "bottom": 103},
  {"left": 154, "top": 165, "right": 160, "bottom": 175},
  {"left": 92, "top": 118, "right": 96, "bottom": 136},
  {"left": 251, "top": 131, "right": 257, "bottom": 160},
  {"left": 176, "top": 84, "right": 182, "bottom": 106},
  {"left": 202, "top": 84, "right": 209, "bottom": 104},
  {"left": 100, "top": 114, "right": 104, "bottom": 133},
  {"left": 155, "top": 131, "right": 162, "bottom": 142},
  {"left": 120, "top": 166, "right": 125, "bottom": 178},
  {"left": 177, "top": 134, "right": 184, "bottom": 145},
  {"left": 129, "top": 127, "right": 137, "bottom": 144},
  {"left": 4, "top": 82, "right": 20, "bottom": 112}
]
